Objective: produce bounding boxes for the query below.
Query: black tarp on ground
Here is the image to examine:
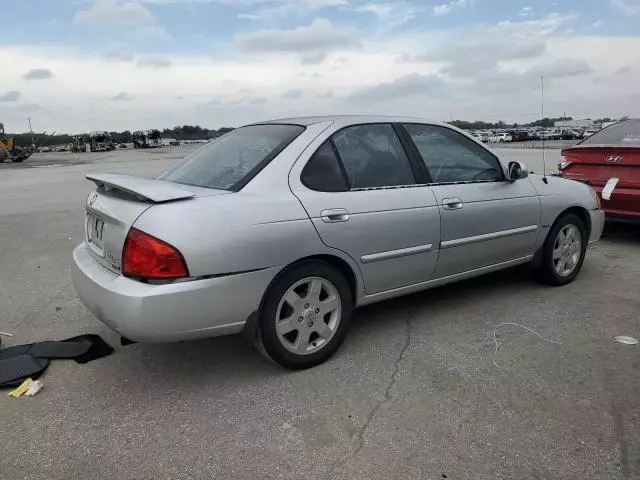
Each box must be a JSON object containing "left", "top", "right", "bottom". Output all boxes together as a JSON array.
[{"left": 0, "top": 334, "right": 113, "bottom": 388}]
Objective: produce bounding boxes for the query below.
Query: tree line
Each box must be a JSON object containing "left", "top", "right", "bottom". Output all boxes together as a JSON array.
[
  {"left": 3, "top": 116, "right": 633, "bottom": 148},
  {"left": 2, "top": 125, "right": 235, "bottom": 147},
  {"left": 448, "top": 116, "right": 630, "bottom": 130}
]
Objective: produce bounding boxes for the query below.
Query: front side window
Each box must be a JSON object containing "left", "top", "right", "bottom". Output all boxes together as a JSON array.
[
  {"left": 403, "top": 123, "right": 504, "bottom": 184},
  {"left": 331, "top": 124, "right": 416, "bottom": 189},
  {"left": 160, "top": 124, "right": 304, "bottom": 190}
]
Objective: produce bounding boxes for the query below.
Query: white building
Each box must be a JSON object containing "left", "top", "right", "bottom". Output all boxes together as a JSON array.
[{"left": 554, "top": 119, "right": 594, "bottom": 128}]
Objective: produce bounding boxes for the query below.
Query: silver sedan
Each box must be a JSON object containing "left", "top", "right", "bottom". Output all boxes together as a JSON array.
[{"left": 72, "top": 116, "right": 604, "bottom": 369}]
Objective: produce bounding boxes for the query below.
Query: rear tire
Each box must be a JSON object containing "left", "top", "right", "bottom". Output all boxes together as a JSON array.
[
  {"left": 534, "top": 213, "right": 587, "bottom": 286},
  {"left": 256, "top": 261, "right": 353, "bottom": 370}
]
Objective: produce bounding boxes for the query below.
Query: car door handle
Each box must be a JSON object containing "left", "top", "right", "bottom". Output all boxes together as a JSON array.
[
  {"left": 320, "top": 209, "right": 350, "bottom": 223},
  {"left": 442, "top": 197, "right": 464, "bottom": 210}
]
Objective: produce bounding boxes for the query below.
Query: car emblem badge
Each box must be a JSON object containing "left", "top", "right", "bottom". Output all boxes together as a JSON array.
[
  {"left": 606, "top": 155, "right": 623, "bottom": 163},
  {"left": 88, "top": 192, "right": 98, "bottom": 206}
]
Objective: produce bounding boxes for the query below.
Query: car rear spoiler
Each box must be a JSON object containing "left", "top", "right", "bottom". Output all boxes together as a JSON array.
[{"left": 86, "top": 173, "right": 195, "bottom": 203}]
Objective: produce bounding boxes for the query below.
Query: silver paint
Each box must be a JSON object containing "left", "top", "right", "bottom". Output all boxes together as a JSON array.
[{"left": 72, "top": 115, "right": 605, "bottom": 342}]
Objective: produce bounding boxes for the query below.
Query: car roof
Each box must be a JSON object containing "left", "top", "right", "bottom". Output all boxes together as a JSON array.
[{"left": 251, "top": 115, "right": 448, "bottom": 128}]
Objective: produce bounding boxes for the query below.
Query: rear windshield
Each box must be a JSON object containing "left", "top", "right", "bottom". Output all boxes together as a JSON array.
[
  {"left": 159, "top": 124, "right": 304, "bottom": 190},
  {"left": 580, "top": 119, "right": 640, "bottom": 146}
]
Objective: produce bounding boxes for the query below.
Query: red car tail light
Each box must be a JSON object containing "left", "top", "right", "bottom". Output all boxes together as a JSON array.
[{"left": 123, "top": 228, "right": 189, "bottom": 279}]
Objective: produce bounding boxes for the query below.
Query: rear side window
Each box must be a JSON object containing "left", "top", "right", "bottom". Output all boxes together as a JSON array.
[
  {"left": 581, "top": 119, "right": 640, "bottom": 146},
  {"left": 160, "top": 124, "right": 304, "bottom": 190},
  {"left": 301, "top": 142, "right": 348, "bottom": 192},
  {"left": 331, "top": 124, "right": 416, "bottom": 189}
]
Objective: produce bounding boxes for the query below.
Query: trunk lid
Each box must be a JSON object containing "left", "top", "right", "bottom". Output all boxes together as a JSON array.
[
  {"left": 560, "top": 146, "right": 640, "bottom": 188},
  {"left": 561, "top": 145, "right": 640, "bottom": 215},
  {"left": 84, "top": 173, "right": 228, "bottom": 274}
]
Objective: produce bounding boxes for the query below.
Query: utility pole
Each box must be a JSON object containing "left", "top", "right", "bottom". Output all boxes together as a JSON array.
[{"left": 26, "top": 116, "right": 35, "bottom": 147}]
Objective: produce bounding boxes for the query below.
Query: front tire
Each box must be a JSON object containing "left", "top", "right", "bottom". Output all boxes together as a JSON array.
[
  {"left": 535, "top": 213, "right": 587, "bottom": 286},
  {"left": 256, "top": 261, "right": 353, "bottom": 369}
]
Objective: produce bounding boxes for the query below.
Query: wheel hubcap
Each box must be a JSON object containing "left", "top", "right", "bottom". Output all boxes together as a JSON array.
[
  {"left": 275, "top": 277, "right": 342, "bottom": 355},
  {"left": 553, "top": 224, "right": 582, "bottom": 276}
]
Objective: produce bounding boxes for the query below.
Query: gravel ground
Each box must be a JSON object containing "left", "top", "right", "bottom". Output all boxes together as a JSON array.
[{"left": 1, "top": 147, "right": 639, "bottom": 480}]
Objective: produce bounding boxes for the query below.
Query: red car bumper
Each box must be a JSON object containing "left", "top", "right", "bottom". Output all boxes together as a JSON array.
[{"left": 590, "top": 184, "right": 640, "bottom": 221}]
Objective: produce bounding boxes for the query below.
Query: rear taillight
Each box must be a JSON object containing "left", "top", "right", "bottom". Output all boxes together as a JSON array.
[
  {"left": 123, "top": 228, "right": 189, "bottom": 279},
  {"left": 560, "top": 156, "right": 572, "bottom": 171}
]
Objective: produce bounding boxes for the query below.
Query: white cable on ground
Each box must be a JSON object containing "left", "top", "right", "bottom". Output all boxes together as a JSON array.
[{"left": 492, "top": 322, "right": 562, "bottom": 368}]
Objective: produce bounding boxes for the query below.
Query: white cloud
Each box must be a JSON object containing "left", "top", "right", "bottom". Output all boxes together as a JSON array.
[
  {"left": 111, "top": 92, "right": 133, "bottom": 100},
  {"left": 487, "top": 12, "right": 576, "bottom": 38},
  {"left": 1, "top": 10, "right": 639, "bottom": 132},
  {"left": 591, "top": 20, "right": 603, "bottom": 28},
  {"left": 519, "top": 6, "right": 534, "bottom": 17},
  {"left": 103, "top": 52, "right": 135, "bottom": 62},
  {"left": 352, "top": 2, "right": 417, "bottom": 27},
  {"left": 349, "top": 73, "right": 445, "bottom": 103},
  {"left": 611, "top": 0, "right": 640, "bottom": 16},
  {"left": 527, "top": 58, "right": 594, "bottom": 78},
  {"left": 282, "top": 89, "right": 303, "bottom": 98},
  {"left": 23, "top": 68, "right": 54, "bottom": 80},
  {"left": 238, "top": 13, "right": 261, "bottom": 20},
  {"left": 0, "top": 90, "right": 20, "bottom": 102},
  {"left": 235, "top": 0, "right": 347, "bottom": 21},
  {"left": 433, "top": 0, "right": 473, "bottom": 16},
  {"left": 73, "top": 1, "right": 171, "bottom": 42},
  {"left": 74, "top": 1, "right": 155, "bottom": 27},
  {"left": 236, "top": 18, "right": 360, "bottom": 64},
  {"left": 137, "top": 56, "right": 172, "bottom": 68}
]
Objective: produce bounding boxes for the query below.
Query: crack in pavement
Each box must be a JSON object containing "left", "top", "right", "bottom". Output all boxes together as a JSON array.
[{"left": 330, "top": 307, "right": 416, "bottom": 476}]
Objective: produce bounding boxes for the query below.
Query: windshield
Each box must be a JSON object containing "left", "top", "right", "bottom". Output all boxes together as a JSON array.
[
  {"left": 580, "top": 119, "right": 640, "bottom": 146},
  {"left": 159, "top": 124, "right": 304, "bottom": 190}
]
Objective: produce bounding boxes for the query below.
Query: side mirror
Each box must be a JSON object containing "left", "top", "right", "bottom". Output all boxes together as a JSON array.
[{"left": 508, "top": 161, "right": 528, "bottom": 180}]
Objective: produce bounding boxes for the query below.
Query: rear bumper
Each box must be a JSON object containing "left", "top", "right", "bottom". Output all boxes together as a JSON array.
[
  {"left": 605, "top": 213, "right": 640, "bottom": 224},
  {"left": 590, "top": 184, "right": 640, "bottom": 219},
  {"left": 72, "top": 244, "right": 280, "bottom": 342}
]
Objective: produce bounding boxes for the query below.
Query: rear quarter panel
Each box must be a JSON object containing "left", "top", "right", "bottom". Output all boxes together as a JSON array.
[
  {"left": 134, "top": 192, "right": 356, "bottom": 277},
  {"left": 133, "top": 119, "right": 365, "bottom": 297}
]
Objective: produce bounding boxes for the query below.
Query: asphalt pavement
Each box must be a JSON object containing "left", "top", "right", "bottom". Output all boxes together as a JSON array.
[{"left": 1, "top": 147, "right": 639, "bottom": 480}]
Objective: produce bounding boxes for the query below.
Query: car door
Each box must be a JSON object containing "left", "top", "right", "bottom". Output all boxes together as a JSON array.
[
  {"left": 290, "top": 123, "right": 441, "bottom": 295},
  {"left": 401, "top": 123, "right": 541, "bottom": 278}
]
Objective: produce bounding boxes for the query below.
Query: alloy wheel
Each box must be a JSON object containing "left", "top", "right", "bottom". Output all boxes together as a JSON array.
[
  {"left": 275, "top": 277, "right": 342, "bottom": 355},
  {"left": 553, "top": 224, "right": 582, "bottom": 276}
]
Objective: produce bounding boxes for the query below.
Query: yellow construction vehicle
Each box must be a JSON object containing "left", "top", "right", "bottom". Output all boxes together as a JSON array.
[{"left": 1, "top": 134, "right": 35, "bottom": 163}]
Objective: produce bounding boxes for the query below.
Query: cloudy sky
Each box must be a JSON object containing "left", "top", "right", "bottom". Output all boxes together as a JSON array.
[{"left": 1, "top": 0, "right": 639, "bottom": 133}]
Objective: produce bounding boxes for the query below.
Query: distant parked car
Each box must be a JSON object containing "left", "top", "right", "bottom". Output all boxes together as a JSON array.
[
  {"left": 119, "top": 143, "right": 128, "bottom": 149},
  {"left": 509, "top": 130, "right": 530, "bottom": 142},
  {"left": 560, "top": 129, "right": 583, "bottom": 140},
  {"left": 561, "top": 118, "right": 640, "bottom": 222},
  {"left": 72, "top": 115, "right": 603, "bottom": 369},
  {"left": 541, "top": 129, "right": 562, "bottom": 140},
  {"left": 583, "top": 128, "right": 600, "bottom": 139},
  {"left": 528, "top": 130, "right": 541, "bottom": 140},
  {"left": 490, "top": 132, "right": 512, "bottom": 143},
  {"left": 40, "top": 147, "right": 52, "bottom": 153},
  {"left": 170, "top": 141, "right": 181, "bottom": 146},
  {"left": 477, "top": 132, "right": 490, "bottom": 143}
]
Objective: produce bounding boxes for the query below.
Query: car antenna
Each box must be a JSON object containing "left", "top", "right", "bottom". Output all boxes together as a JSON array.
[{"left": 541, "top": 75, "right": 548, "bottom": 184}]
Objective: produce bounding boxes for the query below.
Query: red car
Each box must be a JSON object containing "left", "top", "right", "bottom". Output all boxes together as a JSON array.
[{"left": 561, "top": 119, "right": 640, "bottom": 222}]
